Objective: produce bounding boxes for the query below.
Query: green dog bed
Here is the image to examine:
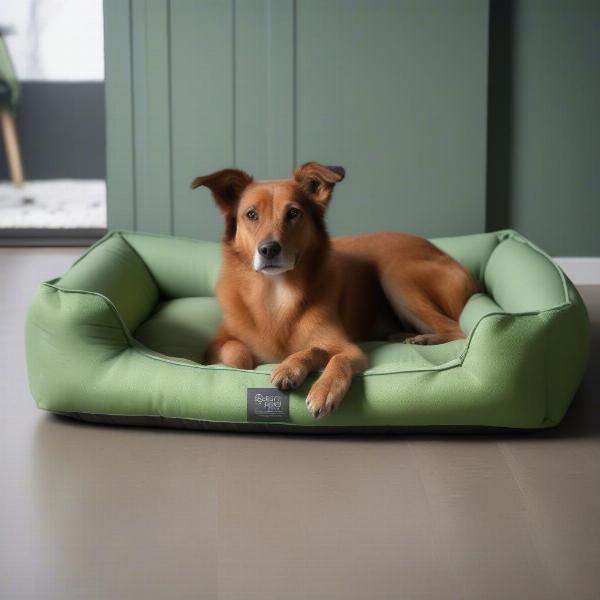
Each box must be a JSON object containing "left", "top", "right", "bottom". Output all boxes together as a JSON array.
[{"left": 26, "top": 229, "right": 589, "bottom": 433}]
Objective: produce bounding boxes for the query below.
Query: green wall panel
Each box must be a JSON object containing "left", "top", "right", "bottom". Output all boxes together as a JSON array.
[
  {"left": 234, "top": 0, "right": 295, "bottom": 179},
  {"left": 169, "top": 0, "right": 234, "bottom": 240},
  {"left": 505, "top": 0, "right": 600, "bottom": 256},
  {"left": 105, "top": 0, "right": 489, "bottom": 241},
  {"left": 132, "top": 0, "right": 172, "bottom": 234},
  {"left": 104, "top": 0, "right": 135, "bottom": 230},
  {"left": 105, "top": 1, "right": 600, "bottom": 254},
  {"left": 264, "top": 0, "right": 295, "bottom": 178},
  {"left": 295, "top": 0, "right": 489, "bottom": 238}
]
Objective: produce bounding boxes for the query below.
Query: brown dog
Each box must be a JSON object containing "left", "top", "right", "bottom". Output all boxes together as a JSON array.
[{"left": 192, "top": 162, "right": 478, "bottom": 418}]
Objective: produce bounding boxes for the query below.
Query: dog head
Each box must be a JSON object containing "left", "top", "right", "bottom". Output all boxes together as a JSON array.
[{"left": 191, "top": 162, "right": 345, "bottom": 275}]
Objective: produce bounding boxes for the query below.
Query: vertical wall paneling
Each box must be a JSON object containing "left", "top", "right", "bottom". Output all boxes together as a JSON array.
[
  {"left": 169, "top": 0, "right": 234, "bottom": 240},
  {"left": 131, "top": 0, "right": 172, "bottom": 234},
  {"left": 295, "top": 0, "right": 489, "bottom": 239},
  {"left": 105, "top": 0, "right": 490, "bottom": 241},
  {"left": 104, "top": 0, "right": 135, "bottom": 230},
  {"left": 234, "top": 0, "right": 270, "bottom": 178},
  {"left": 266, "top": 0, "right": 295, "bottom": 178},
  {"left": 504, "top": 1, "right": 600, "bottom": 256},
  {"left": 234, "top": 0, "right": 295, "bottom": 179}
]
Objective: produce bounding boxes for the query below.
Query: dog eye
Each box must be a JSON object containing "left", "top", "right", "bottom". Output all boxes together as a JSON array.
[
  {"left": 245, "top": 209, "right": 258, "bottom": 221},
  {"left": 286, "top": 207, "right": 301, "bottom": 221}
]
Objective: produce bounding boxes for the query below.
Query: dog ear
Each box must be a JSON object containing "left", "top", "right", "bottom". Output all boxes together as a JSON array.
[
  {"left": 191, "top": 168, "right": 253, "bottom": 215},
  {"left": 293, "top": 162, "right": 345, "bottom": 209}
]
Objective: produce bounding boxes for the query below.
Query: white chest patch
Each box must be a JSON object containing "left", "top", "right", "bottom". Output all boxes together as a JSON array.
[{"left": 270, "top": 278, "right": 296, "bottom": 313}]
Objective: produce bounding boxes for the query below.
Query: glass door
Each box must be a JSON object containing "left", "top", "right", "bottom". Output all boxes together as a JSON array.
[{"left": 0, "top": 0, "right": 106, "bottom": 244}]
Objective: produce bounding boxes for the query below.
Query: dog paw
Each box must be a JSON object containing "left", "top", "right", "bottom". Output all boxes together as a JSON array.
[
  {"left": 404, "top": 334, "right": 435, "bottom": 345},
  {"left": 271, "top": 363, "right": 307, "bottom": 390},
  {"left": 305, "top": 377, "right": 349, "bottom": 419},
  {"left": 404, "top": 333, "right": 449, "bottom": 346}
]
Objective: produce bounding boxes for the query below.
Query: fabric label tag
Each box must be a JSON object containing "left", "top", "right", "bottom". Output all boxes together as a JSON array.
[{"left": 247, "top": 388, "right": 290, "bottom": 422}]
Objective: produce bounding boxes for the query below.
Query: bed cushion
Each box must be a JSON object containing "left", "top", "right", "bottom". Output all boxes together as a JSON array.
[{"left": 25, "top": 229, "right": 590, "bottom": 432}]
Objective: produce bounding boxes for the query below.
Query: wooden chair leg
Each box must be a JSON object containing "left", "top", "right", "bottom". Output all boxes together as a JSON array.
[{"left": 0, "top": 109, "right": 25, "bottom": 189}]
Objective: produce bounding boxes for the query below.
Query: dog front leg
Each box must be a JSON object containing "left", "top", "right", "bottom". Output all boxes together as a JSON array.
[
  {"left": 205, "top": 327, "right": 255, "bottom": 370},
  {"left": 271, "top": 346, "right": 330, "bottom": 391},
  {"left": 306, "top": 344, "right": 368, "bottom": 418}
]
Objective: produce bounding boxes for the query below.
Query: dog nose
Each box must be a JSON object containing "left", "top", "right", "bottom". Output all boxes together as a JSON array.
[{"left": 258, "top": 240, "right": 282, "bottom": 259}]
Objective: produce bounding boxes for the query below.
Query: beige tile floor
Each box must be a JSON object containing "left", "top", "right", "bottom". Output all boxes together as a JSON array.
[{"left": 1, "top": 247, "right": 599, "bottom": 600}]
